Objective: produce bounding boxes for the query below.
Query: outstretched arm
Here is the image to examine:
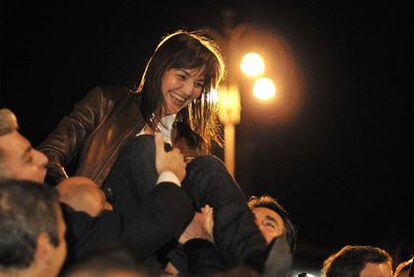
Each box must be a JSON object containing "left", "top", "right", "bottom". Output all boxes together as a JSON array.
[
  {"left": 179, "top": 205, "right": 214, "bottom": 244},
  {"left": 179, "top": 205, "right": 229, "bottom": 274},
  {"left": 38, "top": 87, "right": 109, "bottom": 184},
  {"left": 64, "top": 133, "right": 194, "bottom": 262},
  {"left": 63, "top": 182, "right": 194, "bottom": 262}
]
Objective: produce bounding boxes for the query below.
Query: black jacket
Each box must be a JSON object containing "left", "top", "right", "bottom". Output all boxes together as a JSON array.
[
  {"left": 39, "top": 86, "right": 145, "bottom": 186},
  {"left": 63, "top": 182, "right": 194, "bottom": 264}
]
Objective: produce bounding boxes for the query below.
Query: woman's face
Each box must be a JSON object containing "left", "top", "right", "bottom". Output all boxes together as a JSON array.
[{"left": 161, "top": 67, "right": 205, "bottom": 115}]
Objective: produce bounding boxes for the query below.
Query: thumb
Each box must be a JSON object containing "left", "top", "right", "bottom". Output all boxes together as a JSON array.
[{"left": 155, "top": 132, "right": 165, "bottom": 156}]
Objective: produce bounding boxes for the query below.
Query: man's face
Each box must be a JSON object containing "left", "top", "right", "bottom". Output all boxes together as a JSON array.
[
  {"left": 0, "top": 130, "right": 48, "bottom": 183},
  {"left": 252, "top": 207, "right": 285, "bottom": 245},
  {"left": 47, "top": 205, "right": 67, "bottom": 277},
  {"left": 360, "top": 262, "right": 393, "bottom": 277}
]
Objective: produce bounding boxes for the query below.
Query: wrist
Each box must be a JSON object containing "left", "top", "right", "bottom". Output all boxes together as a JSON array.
[{"left": 157, "top": 171, "right": 181, "bottom": 186}]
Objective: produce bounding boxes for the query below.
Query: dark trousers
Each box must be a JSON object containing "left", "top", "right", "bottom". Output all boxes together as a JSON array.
[{"left": 102, "top": 135, "right": 267, "bottom": 268}]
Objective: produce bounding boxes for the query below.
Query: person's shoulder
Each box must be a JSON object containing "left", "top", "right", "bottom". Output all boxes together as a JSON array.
[
  {"left": 88, "top": 85, "right": 131, "bottom": 99},
  {"left": 81, "top": 86, "right": 140, "bottom": 105}
]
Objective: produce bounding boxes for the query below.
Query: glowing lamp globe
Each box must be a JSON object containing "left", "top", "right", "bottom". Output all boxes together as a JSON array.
[
  {"left": 252, "top": 77, "right": 276, "bottom": 100},
  {"left": 240, "top": 52, "right": 265, "bottom": 77}
]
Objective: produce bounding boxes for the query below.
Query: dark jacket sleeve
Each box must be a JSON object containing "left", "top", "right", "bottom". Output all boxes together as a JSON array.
[
  {"left": 183, "top": 239, "right": 228, "bottom": 274},
  {"left": 64, "top": 182, "right": 194, "bottom": 262},
  {"left": 38, "top": 87, "right": 109, "bottom": 184}
]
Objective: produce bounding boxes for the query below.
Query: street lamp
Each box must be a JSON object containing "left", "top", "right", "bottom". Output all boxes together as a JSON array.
[
  {"left": 240, "top": 52, "right": 265, "bottom": 77},
  {"left": 217, "top": 21, "right": 276, "bottom": 176},
  {"left": 253, "top": 77, "right": 276, "bottom": 100}
]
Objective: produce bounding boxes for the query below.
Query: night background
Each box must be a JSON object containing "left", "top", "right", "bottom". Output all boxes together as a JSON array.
[{"left": 1, "top": 0, "right": 412, "bottom": 273}]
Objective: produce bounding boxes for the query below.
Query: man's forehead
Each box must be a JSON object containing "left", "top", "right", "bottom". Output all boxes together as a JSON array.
[
  {"left": 0, "top": 131, "right": 30, "bottom": 155},
  {"left": 253, "top": 206, "right": 279, "bottom": 217},
  {"left": 360, "top": 262, "right": 392, "bottom": 277},
  {"left": 254, "top": 206, "right": 285, "bottom": 224}
]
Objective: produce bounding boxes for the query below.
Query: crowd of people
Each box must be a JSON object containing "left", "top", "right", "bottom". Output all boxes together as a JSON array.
[{"left": 0, "top": 30, "right": 412, "bottom": 276}]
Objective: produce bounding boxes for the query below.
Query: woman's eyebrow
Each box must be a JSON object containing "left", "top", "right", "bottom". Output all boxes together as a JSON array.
[
  {"left": 179, "top": 69, "right": 205, "bottom": 81},
  {"left": 178, "top": 69, "right": 191, "bottom": 76}
]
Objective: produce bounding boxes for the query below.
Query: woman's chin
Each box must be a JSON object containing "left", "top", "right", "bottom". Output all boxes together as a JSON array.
[
  {"left": 161, "top": 105, "right": 175, "bottom": 116},
  {"left": 166, "top": 105, "right": 182, "bottom": 115}
]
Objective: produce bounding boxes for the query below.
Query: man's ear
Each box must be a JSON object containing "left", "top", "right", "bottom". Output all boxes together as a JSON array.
[{"left": 34, "top": 233, "right": 52, "bottom": 269}]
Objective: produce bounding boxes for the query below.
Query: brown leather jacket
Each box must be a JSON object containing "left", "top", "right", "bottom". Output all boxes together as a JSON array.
[{"left": 39, "top": 86, "right": 146, "bottom": 186}]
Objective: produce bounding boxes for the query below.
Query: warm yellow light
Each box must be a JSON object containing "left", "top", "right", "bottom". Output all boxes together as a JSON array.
[
  {"left": 240, "top": 52, "right": 265, "bottom": 77},
  {"left": 207, "top": 88, "right": 219, "bottom": 104},
  {"left": 218, "top": 85, "right": 241, "bottom": 125},
  {"left": 253, "top": 77, "right": 276, "bottom": 100}
]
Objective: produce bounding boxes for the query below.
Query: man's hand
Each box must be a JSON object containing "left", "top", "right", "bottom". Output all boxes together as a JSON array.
[
  {"left": 57, "top": 176, "right": 113, "bottom": 217},
  {"left": 201, "top": 205, "right": 214, "bottom": 241},
  {"left": 179, "top": 205, "right": 214, "bottom": 244},
  {"left": 155, "top": 133, "right": 186, "bottom": 182}
]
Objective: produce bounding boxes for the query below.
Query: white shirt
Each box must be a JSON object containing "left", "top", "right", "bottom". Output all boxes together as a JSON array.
[{"left": 136, "top": 114, "right": 176, "bottom": 145}]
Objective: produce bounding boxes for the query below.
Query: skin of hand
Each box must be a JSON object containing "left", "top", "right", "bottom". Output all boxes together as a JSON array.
[
  {"left": 57, "top": 176, "right": 113, "bottom": 217},
  {"left": 201, "top": 205, "right": 214, "bottom": 242},
  {"left": 178, "top": 205, "right": 214, "bottom": 244},
  {"left": 171, "top": 130, "right": 203, "bottom": 163},
  {"left": 155, "top": 132, "right": 186, "bottom": 182}
]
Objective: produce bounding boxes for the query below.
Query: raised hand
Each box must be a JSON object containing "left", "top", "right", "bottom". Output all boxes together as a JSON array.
[
  {"left": 57, "top": 176, "right": 113, "bottom": 217},
  {"left": 155, "top": 132, "right": 186, "bottom": 182},
  {"left": 201, "top": 204, "right": 214, "bottom": 242},
  {"left": 179, "top": 205, "right": 215, "bottom": 244}
]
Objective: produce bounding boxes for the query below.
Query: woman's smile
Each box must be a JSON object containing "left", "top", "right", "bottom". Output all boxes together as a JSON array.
[{"left": 161, "top": 68, "right": 205, "bottom": 115}]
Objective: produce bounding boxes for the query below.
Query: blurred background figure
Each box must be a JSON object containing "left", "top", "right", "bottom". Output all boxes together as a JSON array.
[
  {"left": 394, "top": 257, "right": 413, "bottom": 277},
  {"left": 322, "top": 245, "right": 393, "bottom": 277},
  {"left": 0, "top": 179, "right": 66, "bottom": 277},
  {"left": 64, "top": 246, "right": 152, "bottom": 277}
]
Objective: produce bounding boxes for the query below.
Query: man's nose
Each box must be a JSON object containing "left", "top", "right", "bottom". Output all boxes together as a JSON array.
[{"left": 34, "top": 149, "right": 48, "bottom": 167}]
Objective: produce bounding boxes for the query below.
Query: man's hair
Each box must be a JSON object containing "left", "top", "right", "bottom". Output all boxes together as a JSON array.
[
  {"left": 248, "top": 195, "right": 297, "bottom": 253},
  {"left": 139, "top": 30, "right": 226, "bottom": 153},
  {"left": 0, "top": 109, "right": 19, "bottom": 179},
  {"left": 0, "top": 179, "right": 60, "bottom": 270},
  {"left": 0, "top": 109, "right": 18, "bottom": 136},
  {"left": 322, "top": 245, "right": 393, "bottom": 277}
]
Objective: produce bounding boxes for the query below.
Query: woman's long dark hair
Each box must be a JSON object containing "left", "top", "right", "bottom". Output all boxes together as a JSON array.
[{"left": 139, "top": 30, "right": 225, "bottom": 153}]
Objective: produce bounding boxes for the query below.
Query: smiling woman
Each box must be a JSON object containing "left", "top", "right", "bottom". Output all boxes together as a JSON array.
[
  {"left": 36, "top": 30, "right": 229, "bottom": 273},
  {"left": 38, "top": 30, "right": 225, "bottom": 187},
  {"left": 161, "top": 68, "right": 205, "bottom": 116},
  {"left": 139, "top": 30, "right": 225, "bottom": 153}
]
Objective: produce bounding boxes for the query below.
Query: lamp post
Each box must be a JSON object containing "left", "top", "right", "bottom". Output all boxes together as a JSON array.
[{"left": 216, "top": 16, "right": 276, "bottom": 176}]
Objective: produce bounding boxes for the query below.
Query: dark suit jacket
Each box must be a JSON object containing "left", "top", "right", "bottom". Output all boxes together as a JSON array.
[
  {"left": 183, "top": 239, "right": 227, "bottom": 275},
  {"left": 63, "top": 182, "right": 194, "bottom": 264}
]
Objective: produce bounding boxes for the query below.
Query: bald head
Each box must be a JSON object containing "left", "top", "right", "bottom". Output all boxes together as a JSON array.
[{"left": 0, "top": 108, "right": 18, "bottom": 136}]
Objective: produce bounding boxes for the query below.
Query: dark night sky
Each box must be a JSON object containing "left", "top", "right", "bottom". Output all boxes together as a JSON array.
[{"left": 1, "top": 0, "right": 412, "bottom": 268}]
